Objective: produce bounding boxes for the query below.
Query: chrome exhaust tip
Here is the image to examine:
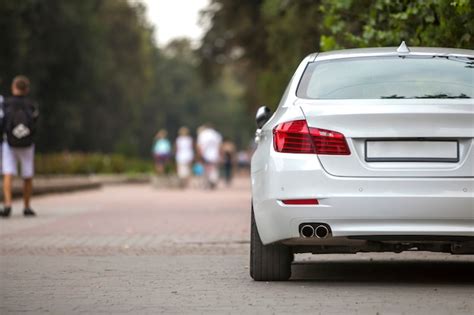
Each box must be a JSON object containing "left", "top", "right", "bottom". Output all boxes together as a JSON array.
[
  {"left": 300, "top": 225, "right": 315, "bottom": 238},
  {"left": 315, "top": 225, "right": 329, "bottom": 239}
]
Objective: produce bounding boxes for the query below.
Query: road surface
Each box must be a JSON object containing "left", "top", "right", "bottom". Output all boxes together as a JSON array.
[{"left": 1, "top": 178, "right": 473, "bottom": 314}]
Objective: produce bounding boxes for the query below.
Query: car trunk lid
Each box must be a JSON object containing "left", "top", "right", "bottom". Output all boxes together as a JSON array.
[{"left": 298, "top": 99, "right": 474, "bottom": 178}]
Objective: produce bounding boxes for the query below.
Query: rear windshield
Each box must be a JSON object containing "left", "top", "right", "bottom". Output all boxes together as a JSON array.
[{"left": 297, "top": 56, "right": 474, "bottom": 99}]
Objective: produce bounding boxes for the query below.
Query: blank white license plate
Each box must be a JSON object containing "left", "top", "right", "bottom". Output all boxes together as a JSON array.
[{"left": 365, "top": 140, "right": 459, "bottom": 162}]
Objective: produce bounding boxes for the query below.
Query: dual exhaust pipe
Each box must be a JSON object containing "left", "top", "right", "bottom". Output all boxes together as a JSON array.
[{"left": 300, "top": 224, "right": 330, "bottom": 239}]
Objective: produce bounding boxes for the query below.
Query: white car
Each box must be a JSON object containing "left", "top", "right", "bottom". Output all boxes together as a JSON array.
[{"left": 250, "top": 43, "right": 474, "bottom": 281}]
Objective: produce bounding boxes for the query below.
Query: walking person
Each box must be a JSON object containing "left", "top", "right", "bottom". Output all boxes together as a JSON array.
[
  {"left": 152, "top": 129, "right": 171, "bottom": 175},
  {"left": 175, "top": 126, "right": 194, "bottom": 188},
  {"left": 197, "top": 124, "right": 222, "bottom": 189},
  {"left": 0, "top": 95, "right": 4, "bottom": 181},
  {"left": 221, "top": 138, "right": 236, "bottom": 186},
  {"left": 1, "top": 76, "right": 39, "bottom": 217}
]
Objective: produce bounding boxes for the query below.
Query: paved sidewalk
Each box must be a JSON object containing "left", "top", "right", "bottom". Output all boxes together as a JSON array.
[
  {"left": 1, "top": 178, "right": 251, "bottom": 255},
  {"left": 1, "top": 177, "right": 473, "bottom": 314}
]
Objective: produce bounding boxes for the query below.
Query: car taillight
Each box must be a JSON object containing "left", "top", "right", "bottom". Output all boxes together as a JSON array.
[
  {"left": 273, "top": 120, "right": 314, "bottom": 153},
  {"left": 282, "top": 199, "right": 319, "bottom": 205},
  {"left": 273, "top": 119, "right": 350, "bottom": 155},
  {"left": 310, "top": 127, "right": 351, "bottom": 155}
]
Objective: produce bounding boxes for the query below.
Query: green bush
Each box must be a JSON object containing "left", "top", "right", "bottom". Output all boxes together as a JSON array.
[{"left": 35, "top": 153, "right": 153, "bottom": 175}]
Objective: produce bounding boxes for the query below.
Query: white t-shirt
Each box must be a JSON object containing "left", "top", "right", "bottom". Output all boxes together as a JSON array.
[
  {"left": 198, "top": 128, "right": 222, "bottom": 163},
  {"left": 175, "top": 135, "right": 194, "bottom": 164}
]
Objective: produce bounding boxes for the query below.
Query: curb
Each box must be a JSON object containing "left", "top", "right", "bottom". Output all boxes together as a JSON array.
[{"left": 2, "top": 174, "right": 151, "bottom": 199}]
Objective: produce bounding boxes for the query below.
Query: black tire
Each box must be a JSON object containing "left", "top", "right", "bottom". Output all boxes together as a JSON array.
[{"left": 250, "top": 206, "right": 292, "bottom": 281}]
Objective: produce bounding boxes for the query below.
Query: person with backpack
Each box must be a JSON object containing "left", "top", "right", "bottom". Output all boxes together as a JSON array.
[
  {"left": 0, "top": 95, "right": 4, "bottom": 178},
  {"left": 1, "top": 76, "right": 39, "bottom": 218}
]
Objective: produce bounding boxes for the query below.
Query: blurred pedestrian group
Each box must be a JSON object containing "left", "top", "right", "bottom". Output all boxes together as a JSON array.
[
  {"left": 151, "top": 124, "right": 248, "bottom": 190},
  {"left": 0, "top": 75, "right": 39, "bottom": 218}
]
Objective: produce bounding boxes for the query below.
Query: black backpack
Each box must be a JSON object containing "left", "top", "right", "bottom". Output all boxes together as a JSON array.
[
  {"left": 0, "top": 99, "right": 4, "bottom": 144},
  {"left": 5, "top": 96, "right": 37, "bottom": 148}
]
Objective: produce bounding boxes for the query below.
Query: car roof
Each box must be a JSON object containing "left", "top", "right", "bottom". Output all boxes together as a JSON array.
[{"left": 312, "top": 46, "right": 474, "bottom": 62}]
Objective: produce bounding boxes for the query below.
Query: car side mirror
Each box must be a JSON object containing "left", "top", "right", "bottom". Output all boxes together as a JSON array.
[{"left": 255, "top": 106, "right": 272, "bottom": 129}]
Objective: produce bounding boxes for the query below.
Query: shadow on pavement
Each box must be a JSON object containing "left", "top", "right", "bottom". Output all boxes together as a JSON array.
[{"left": 291, "top": 260, "right": 474, "bottom": 284}]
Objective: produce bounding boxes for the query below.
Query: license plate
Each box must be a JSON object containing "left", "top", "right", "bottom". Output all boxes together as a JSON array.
[{"left": 365, "top": 140, "right": 459, "bottom": 162}]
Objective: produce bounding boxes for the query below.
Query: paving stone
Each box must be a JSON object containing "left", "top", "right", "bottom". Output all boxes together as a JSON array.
[{"left": 1, "top": 177, "right": 473, "bottom": 314}]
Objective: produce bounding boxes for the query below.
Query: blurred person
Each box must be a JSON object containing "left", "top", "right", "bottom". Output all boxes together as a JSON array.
[
  {"left": 237, "top": 150, "right": 251, "bottom": 174},
  {"left": 197, "top": 124, "right": 222, "bottom": 189},
  {"left": 221, "top": 138, "right": 236, "bottom": 186},
  {"left": 0, "top": 94, "right": 4, "bottom": 175},
  {"left": 194, "top": 125, "right": 207, "bottom": 163},
  {"left": 152, "top": 129, "right": 171, "bottom": 175},
  {"left": 192, "top": 125, "right": 206, "bottom": 189},
  {"left": 1, "top": 76, "right": 39, "bottom": 218},
  {"left": 175, "top": 126, "right": 193, "bottom": 188}
]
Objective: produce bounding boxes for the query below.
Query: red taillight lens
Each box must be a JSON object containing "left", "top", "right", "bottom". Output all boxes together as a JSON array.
[
  {"left": 273, "top": 120, "right": 350, "bottom": 155},
  {"left": 282, "top": 199, "right": 319, "bottom": 205},
  {"left": 309, "top": 127, "right": 351, "bottom": 155},
  {"left": 273, "top": 120, "right": 314, "bottom": 153}
]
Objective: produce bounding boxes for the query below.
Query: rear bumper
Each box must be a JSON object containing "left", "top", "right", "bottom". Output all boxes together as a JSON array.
[
  {"left": 254, "top": 197, "right": 474, "bottom": 244},
  {"left": 252, "top": 154, "right": 474, "bottom": 245}
]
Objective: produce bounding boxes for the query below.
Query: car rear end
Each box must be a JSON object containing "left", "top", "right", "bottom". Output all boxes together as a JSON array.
[
  {"left": 250, "top": 47, "right": 474, "bottom": 280},
  {"left": 254, "top": 99, "right": 474, "bottom": 247}
]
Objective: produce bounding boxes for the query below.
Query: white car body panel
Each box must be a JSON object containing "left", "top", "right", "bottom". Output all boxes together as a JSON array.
[
  {"left": 252, "top": 132, "right": 474, "bottom": 244},
  {"left": 251, "top": 47, "right": 474, "bottom": 246},
  {"left": 299, "top": 100, "right": 474, "bottom": 178}
]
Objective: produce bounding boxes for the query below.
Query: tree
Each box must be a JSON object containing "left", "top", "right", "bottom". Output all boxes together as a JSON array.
[
  {"left": 320, "top": 0, "right": 474, "bottom": 50},
  {"left": 0, "top": 0, "right": 254, "bottom": 156},
  {"left": 0, "top": 0, "right": 156, "bottom": 154},
  {"left": 199, "top": 0, "right": 473, "bottom": 113}
]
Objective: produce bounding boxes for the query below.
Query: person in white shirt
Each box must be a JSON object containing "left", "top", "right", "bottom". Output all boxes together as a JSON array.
[
  {"left": 175, "top": 126, "right": 193, "bottom": 188},
  {"left": 197, "top": 124, "right": 222, "bottom": 189}
]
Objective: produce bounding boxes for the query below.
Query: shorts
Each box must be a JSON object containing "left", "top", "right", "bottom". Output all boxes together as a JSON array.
[
  {"left": 154, "top": 154, "right": 170, "bottom": 164},
  {"left": 2, "top": 142, "right": 35, "bottom": 178},
  {"left": 177, "top": 163, "right": 191, "bottom": 178}
]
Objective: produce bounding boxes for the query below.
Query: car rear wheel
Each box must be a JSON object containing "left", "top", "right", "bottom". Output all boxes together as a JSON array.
[{"left": 250, "top": 206, "right": 292, "bottom": 281}]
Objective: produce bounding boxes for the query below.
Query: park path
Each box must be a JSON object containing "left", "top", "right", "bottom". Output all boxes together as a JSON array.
[
  {"left": 1, "top": 178, "right": 251, "bottom": 255},
  {"left": 1, "top": 177, "right": 473, "bottom": 314}
]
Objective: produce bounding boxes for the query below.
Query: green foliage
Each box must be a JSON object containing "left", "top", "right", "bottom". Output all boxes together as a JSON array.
[
  {"left": 146, "top": 41, "right": 253, "bottom": 150},
  {"left": 0, "top": 0, "right": 253, "bottom": 161},
  {"left": 260, "top": 0, "right": 323, "bottom": 106},
  {"left": 35, "top": 153, "right": 152, "bottom": 175},
  {"left": 321, "top": 0, "right": 474, "bottom": 49},
  {"left": 0, "top": 0, "right": 155, "bottom": 154}
]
